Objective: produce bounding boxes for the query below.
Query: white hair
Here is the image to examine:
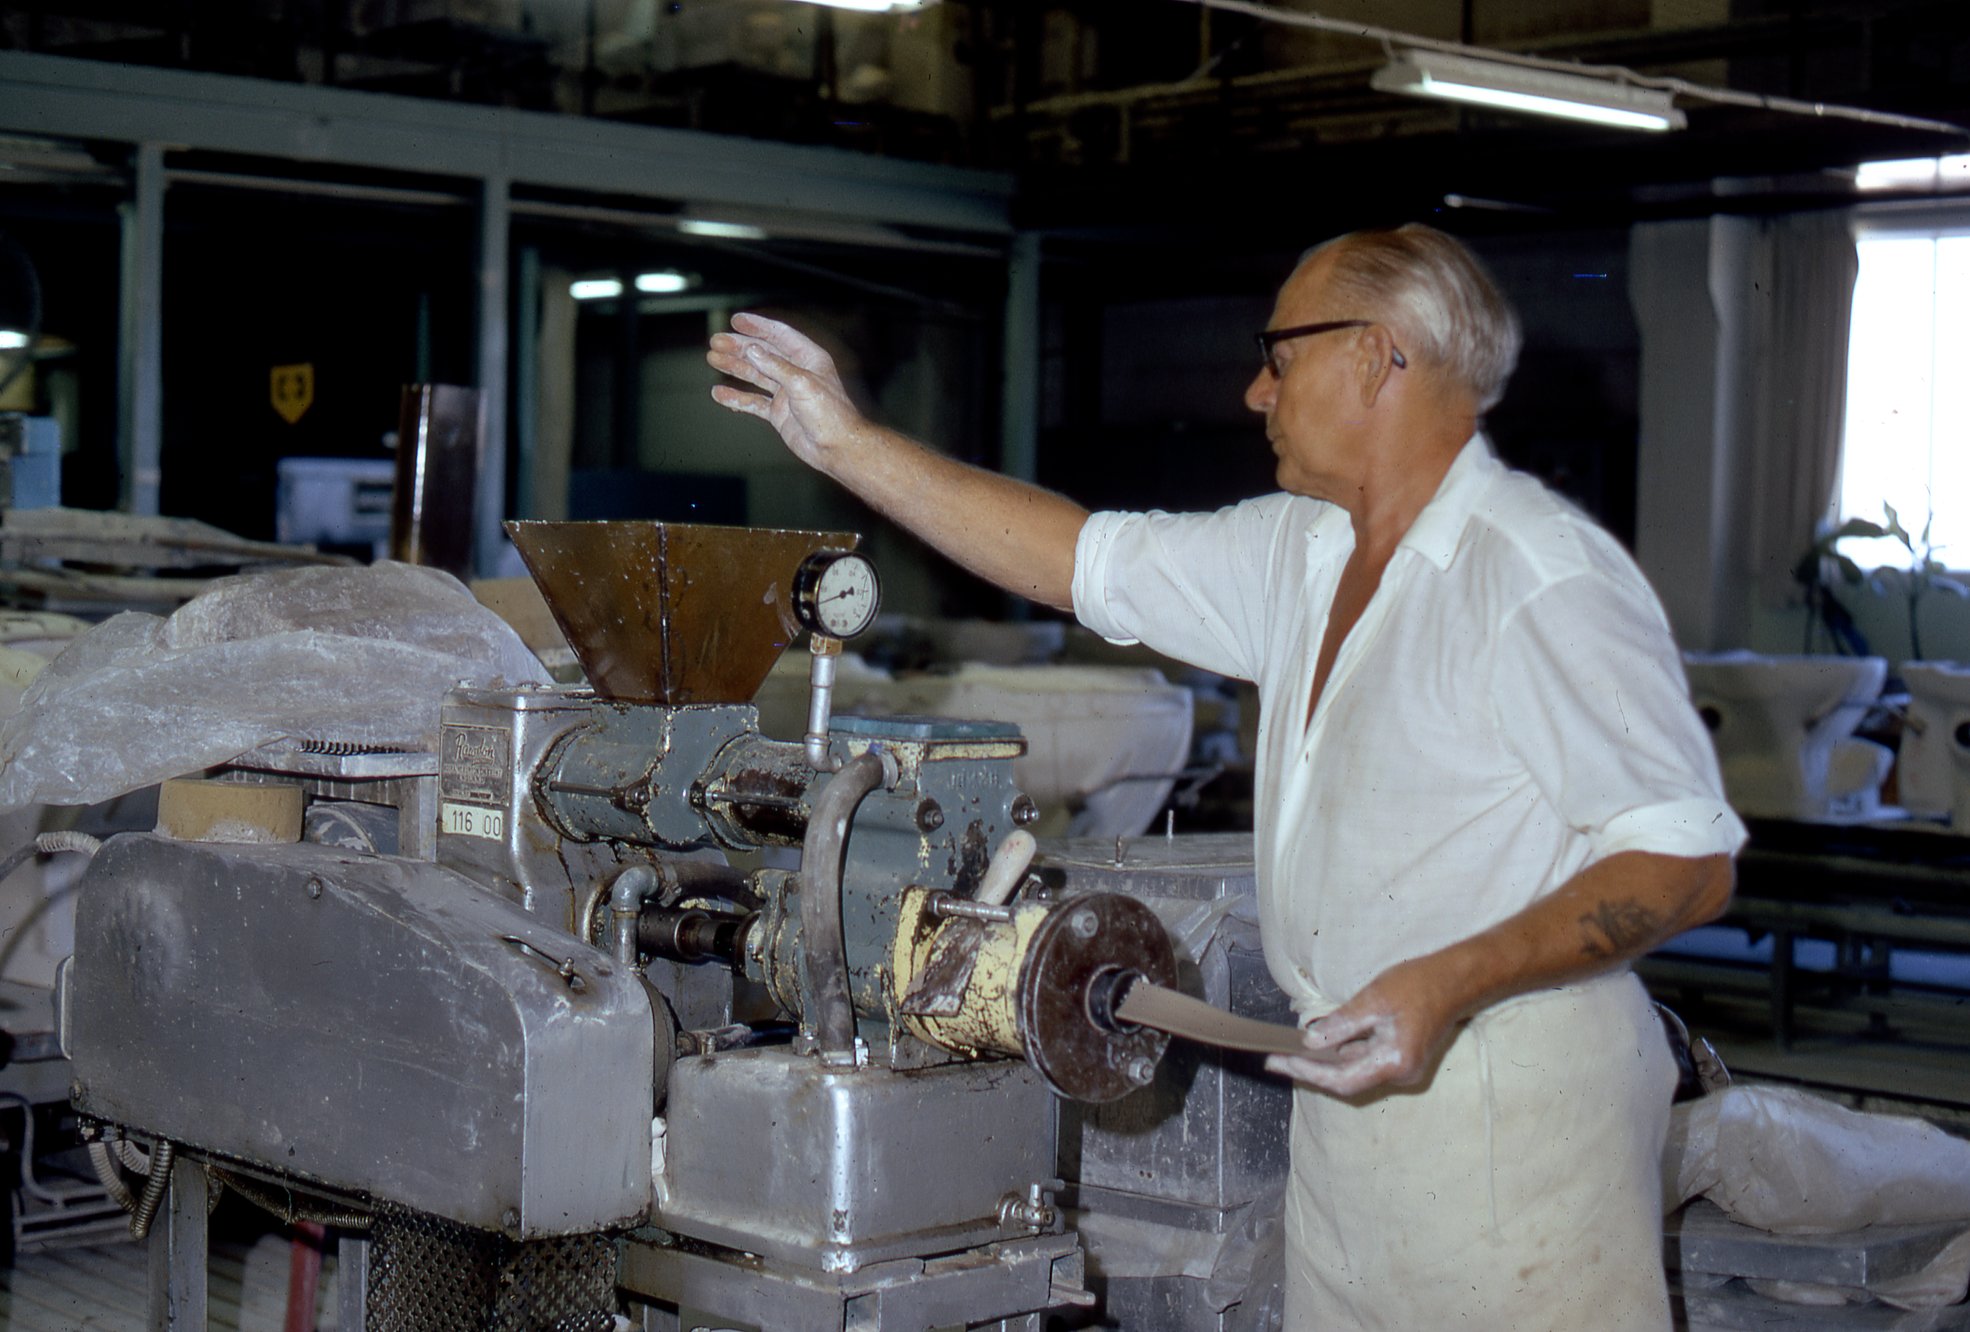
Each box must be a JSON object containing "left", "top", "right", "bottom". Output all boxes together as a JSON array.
[{"left": 1305, "top": 225, "right": 1523, "bottom": 411}]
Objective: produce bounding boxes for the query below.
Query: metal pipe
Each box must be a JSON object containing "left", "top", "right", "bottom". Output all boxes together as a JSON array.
[
  {"left": 799, "top": 749, "right": 893, "bottom": 1062},
  {"left": 0, "top": 1095, "right": 99, "bottom": 1206},
  {"left": 473, "top": 175, "right": 510, "bottom": 578},
  {"left": 579, "top": 859, "right": 681, "bottom": 941},
  {"left": 929, "top": 895, "right": 1015, "bottom": 924},
  {"left": 118, "top": 141, "right": 164, "bottom": 518},
  {"left": 804, "top": 638, "right": 843, "bottom": 772},
  {"left": 610, "top": 864, "right": 663, "bottom": 972},
  {"left": 638, "top": 906, "right": 749, "bottom": 968}
]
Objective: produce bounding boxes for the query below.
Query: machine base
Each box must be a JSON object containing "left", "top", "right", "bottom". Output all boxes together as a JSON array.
[
  {"left": 622, "top": 1231, "right": 1088, "bottom": 1331},
  {"left": 656, "top": 1049, "right": 1057, "bottom": 1273}
]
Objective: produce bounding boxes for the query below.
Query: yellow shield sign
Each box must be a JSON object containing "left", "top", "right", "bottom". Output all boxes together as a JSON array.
[{"left": 271, "top": 363, "right": 315, "bottom": 425}]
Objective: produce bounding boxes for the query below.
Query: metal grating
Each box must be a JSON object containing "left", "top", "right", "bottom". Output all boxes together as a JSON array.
[{"left": 366, "top": 1205, "right": 617, "bottom": 1332}]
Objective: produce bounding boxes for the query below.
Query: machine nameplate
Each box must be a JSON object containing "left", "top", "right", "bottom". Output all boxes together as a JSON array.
[
  {"left": 441, "top": 723, "right": 512, "bottom": 803},
  {"left": 442, "top": 802, "right": 505, "bottom": 840}
]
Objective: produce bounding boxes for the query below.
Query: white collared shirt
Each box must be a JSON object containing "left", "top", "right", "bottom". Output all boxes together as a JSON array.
[{"left": 1072, "top": 435, "right": 1746, "bottom": 1016}]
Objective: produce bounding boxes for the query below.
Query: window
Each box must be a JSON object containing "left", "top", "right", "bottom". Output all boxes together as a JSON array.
[{"left": 1839, "top": 228, "right": 1970, "bottom": 570}]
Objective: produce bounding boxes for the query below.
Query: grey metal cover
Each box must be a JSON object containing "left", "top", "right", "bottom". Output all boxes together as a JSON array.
[
  {"left": 657, "top": 1049, "right": 1058, "bottom": 1273},
  {"left": 1045, "top": 834, "right": 1292, "bottom": 1218},
  {"left": 65, "top": 835, "right": 655, "bottom": 1236}
]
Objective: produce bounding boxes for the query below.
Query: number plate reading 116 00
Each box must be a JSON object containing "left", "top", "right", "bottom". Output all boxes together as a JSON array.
[{"left": 443, "top": 803, "right": 505, "bottom": 840}]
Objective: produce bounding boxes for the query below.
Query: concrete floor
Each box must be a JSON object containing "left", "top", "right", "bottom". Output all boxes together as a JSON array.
[{"left": 0, "top": 1225, "right": 337, "bottom": 1332}]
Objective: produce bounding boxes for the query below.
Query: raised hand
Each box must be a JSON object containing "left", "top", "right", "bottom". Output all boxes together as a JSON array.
[
  {"left": 702, "top": 310, "right": 1089, "bottom": 610},
  {"left": 706, "top": 313, "right": 868, "bottom": 472}
]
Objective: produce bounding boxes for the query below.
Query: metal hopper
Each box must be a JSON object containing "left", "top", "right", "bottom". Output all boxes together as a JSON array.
[{"left": 505, "top": 520, "right": 857, "bottom": 706}]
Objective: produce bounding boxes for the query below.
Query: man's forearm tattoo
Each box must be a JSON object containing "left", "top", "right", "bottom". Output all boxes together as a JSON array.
[{"left": 1579, "top": 899, "right": 1662, "bottom": 959}]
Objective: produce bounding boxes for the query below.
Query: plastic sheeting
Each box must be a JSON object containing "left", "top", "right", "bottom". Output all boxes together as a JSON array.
[
  {"left": 1217, "top": 1185, "right": 1287, "bottom": 1332},
  {"left": 1666, "top": 1084, "right": 1970, "bottom": 1312},
  {"left": 0, "top": 562, "right": 548, "bottom": 811}
]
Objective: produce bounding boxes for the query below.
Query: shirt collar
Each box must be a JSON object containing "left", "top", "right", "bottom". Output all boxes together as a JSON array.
[{"left": 1397, "top": 433, "right": 1498, "bottom": 571}]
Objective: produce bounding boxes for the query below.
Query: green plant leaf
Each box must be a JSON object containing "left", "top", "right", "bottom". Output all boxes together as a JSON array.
[{"left": 1830, "top": 518, "right": 1889, "bottom": 541}]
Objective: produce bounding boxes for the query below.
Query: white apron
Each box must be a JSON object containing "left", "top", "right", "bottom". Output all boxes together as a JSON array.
[{"left": 1283, "top": 973, "right": 1675, "bottom": 1331}]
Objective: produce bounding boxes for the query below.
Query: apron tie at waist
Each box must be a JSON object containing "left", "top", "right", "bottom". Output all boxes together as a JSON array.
[{"left": 1474, "top": 1018, "right": 1499, "bottom": 1233}]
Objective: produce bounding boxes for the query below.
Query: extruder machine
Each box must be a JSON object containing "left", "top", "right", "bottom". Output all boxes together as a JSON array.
[{"left": 53, "top": 522, "right": 1205, "bottom": 1331}]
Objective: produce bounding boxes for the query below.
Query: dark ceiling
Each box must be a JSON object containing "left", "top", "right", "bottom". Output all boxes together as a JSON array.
[{"left": 2, "top": 0, "right": 1968, "bottom": 231}]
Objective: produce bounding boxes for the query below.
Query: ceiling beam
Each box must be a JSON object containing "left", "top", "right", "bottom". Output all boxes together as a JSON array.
[{"left": 0, "top": 50, "right": 1014, "bottom": 238}]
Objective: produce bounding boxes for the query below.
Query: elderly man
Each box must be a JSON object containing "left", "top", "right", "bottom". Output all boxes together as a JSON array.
[{"left": 707, "top": 224, "right": 1743, "bottom": 1330}]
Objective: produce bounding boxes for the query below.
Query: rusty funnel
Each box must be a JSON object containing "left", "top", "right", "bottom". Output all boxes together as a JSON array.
[{"left": 506, "top": 520, "right": 857, "bottom": 706}]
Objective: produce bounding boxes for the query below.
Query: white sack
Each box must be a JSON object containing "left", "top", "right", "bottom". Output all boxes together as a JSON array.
[
  {"left": 0, "top": 562, "right": 548, "bottom": 811},
  {"left": 1665, "top": 1086, "right": 1970, "bottom": 1312},
  {"left": 1677, "top": 1085, "right": 1970, "bottom": 1234}
]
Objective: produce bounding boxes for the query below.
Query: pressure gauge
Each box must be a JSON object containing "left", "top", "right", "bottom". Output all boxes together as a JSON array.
[{"left": 794, "top": 550, "right": 882, "bottom": 640}]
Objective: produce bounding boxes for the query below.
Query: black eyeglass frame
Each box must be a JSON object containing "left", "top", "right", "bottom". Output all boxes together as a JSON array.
[{"left": 1255, "top": 320, "right": 1408, "bottom": 377}]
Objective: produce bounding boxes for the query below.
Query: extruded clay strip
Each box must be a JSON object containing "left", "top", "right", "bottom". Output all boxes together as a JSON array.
[{"left": 1117, "top": 980, "right": 1307, "bottom": 1056}]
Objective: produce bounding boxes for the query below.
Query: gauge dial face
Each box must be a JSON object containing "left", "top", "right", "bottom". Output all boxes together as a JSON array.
[{"left": 796, "top": 551, "right": 881, "bottom": 639}]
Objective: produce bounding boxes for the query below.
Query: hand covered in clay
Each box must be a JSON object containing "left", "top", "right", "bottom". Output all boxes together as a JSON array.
[
  {"left": 706, "top": 313, "right": 866, "bottom": 471},
  {"left": 1265, "top": 956, "right": 1466, "bottom": 1098}
]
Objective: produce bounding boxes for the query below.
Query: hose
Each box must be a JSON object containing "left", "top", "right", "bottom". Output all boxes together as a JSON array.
[
  {"left": 798, "top": 748, "right": 892, "bottom": 1063},
  {"left": 113, "top": 1138, "right": 149, "bottom": 1174},
  {"left": 87, "top": 1130, "right": 226, "bottom": 1229},
  {"left": 0, "top": 830, "right": 103, "bottom": 886},
  {"left": 86, "top": 1141, "right": 136, "bottom": 1212},
  {"left": 128, "top": 1139, "right": 174, "bottom": 1241}
]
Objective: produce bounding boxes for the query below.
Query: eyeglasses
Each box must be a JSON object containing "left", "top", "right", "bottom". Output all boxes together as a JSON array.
[{"left": 1254, "top": 320, "right": 1408, "bottom": 378}]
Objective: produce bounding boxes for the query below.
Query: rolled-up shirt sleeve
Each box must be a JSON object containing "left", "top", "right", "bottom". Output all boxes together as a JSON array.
[
  {"left": 1071, "top": 495, "right": 1305, "bottom": 684},
  {"left": 1493, "top": 566, "right": 1747, "bottom": 863}
]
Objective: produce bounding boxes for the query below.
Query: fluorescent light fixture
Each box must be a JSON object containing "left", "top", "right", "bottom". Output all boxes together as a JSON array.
[
  {"left": 1856, "top": 153, "right": 1970, "bottom": 193},
  {"left": 0, "top": 331, "right": 26, "bottom": 351},
  {"left": 679, "top": 218, "right": 769, "bottom": 241},
  {"left": 1372, "top": 51, "right": 1686, "bottom": 132},
  {"left": 571, "top": 272, "right": 700, "bottom": 300},
  {"left": 791, "top": 0, "right": 937, "bottom": 11}
]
